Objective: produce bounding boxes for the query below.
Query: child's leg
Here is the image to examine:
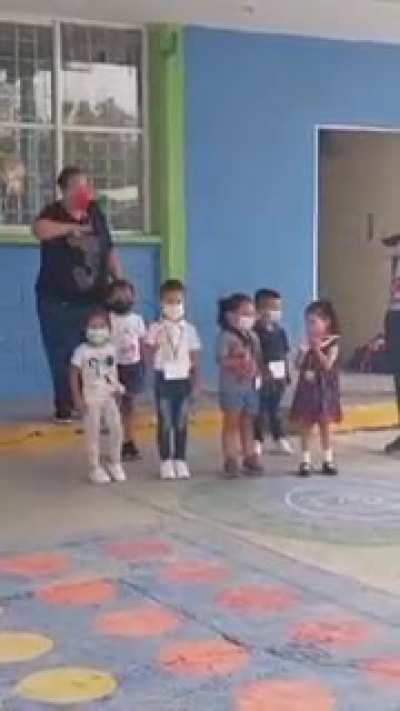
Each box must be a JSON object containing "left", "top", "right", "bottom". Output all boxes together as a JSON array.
[
  {"left": 172, "top": 382, "right": 191, "bottom": 462},
  {"left": 319, "top": 421, "right": 333, "bottom": 460},
  {"left": 83, "top": 401, "right": 107, "bottom": 481},
  {"left": 300, "top": 425, "right": 313, "bottom": 464},
  {"left": 222, "top": 410, "right": 241, "bottom": 461},
  {"left": 156, "top": 390, "right": 173, "bottom": 461},
  {"left": 268, "top": 384, "right": 285, "bottom": 442},
  {"left": 240, "top": 411, "right": 256, "bottom": 459},
  {"left": 104, "top": 398, "right": 123, "bottom": 465},
  {"left": 254, "top": 386, "right": 268, "bottom": 444}
]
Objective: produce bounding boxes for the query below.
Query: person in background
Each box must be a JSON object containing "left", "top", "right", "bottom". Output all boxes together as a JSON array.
[
  {"left": 382, "top": 233, "right": 400, "bottom": 454},
  {"left": 33, "top": 166, "right": 123, "bottom": 424},
  {"left": 254, "top": 289, "right": 293, "bottom": 456},
  {"left": 107, "top": 279, "right": 146, "bottom": 461},
  {"left": 290, "top": 300, "right": 341, "bottom": 477},
  {"left": 217, "top": 293, "right": 263, "bottom": 478},
  {"left": 146, "top": 279, "right": 201, "bottom": 481},
  {"left": 70, "top": 309, "right": 126, "bottom": 485}
]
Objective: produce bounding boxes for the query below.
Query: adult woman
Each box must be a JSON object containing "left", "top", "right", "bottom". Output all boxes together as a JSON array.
[
  {"left": 383, "top": 233, "right": 400, "bottom": 453},
  {"left": 34, "top": 166, "right": 123, "bottom": 422}
]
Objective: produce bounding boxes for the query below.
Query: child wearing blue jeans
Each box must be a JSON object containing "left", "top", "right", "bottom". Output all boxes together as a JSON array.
[{"left": 217, "top": 293, "right": 263, "bottom": 478}]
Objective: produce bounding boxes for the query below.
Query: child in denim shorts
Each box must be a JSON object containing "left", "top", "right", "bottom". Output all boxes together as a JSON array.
[{"left": 217, "top": 293, "right": 263, "bottom": 478}]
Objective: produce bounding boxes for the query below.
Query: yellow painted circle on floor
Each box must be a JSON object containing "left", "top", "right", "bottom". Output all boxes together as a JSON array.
[
  {"left": 0, "top": 632, "right": 53, "bottom": 663},
  {"left": 16, "top": 667, "right": 118, "bottom": 704}
]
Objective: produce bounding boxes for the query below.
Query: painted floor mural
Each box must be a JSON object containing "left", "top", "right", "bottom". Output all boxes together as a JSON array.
[{"left": 1, "top": 520, "right": 400, "bottom": 709}]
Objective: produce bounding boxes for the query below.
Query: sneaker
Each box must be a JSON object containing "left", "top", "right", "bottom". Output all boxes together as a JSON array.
[
  {"left": 53, "top": 409, "right": 72, "bottom": 425},
  {"left": 385, "top": 435, "right": 400, "bottom": 454},
  {"left": 108, "top": 463, "right": 127, "bottom": 483},
  {"left": 322, "top": 461, "right": 338, "bottom": 476},
  {"left": 122, "top": 441, "right": 141, "bottom": 462},
  {"left": 297, "top": 462, "right": 311, "bottom": 477},
  {"left": 276, "top": 438, "right": 294, "bottom": 455},
  {"left": 223, "top": 457, "right": 240, "bottom": 479},
  {"left": 254, "top": 440, "right": 263, "bottom": 457},
  {"left": 89, "top": 467, "right": 111, "bottom": 484},
  {"left": 160, "top": 460, "right": 176, "bottom": 480},
  {"left": 243, "top": 455, "right": 265, "bottom": 476},
  {"left": 175, "top": 460, "right": 191, "bottom": 479}
]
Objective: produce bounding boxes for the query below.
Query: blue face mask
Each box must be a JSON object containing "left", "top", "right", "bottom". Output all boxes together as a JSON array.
[{"left": 86, "top": 327, "right": 110, "bottom": 346}]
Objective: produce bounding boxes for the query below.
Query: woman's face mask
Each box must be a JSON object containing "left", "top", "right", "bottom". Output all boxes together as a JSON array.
[
  {"left": 86, "top": 327, "right": 110, "bottom": 346},
  {"left": 162, "top": 302, "right": 185, "bottom": 321}
]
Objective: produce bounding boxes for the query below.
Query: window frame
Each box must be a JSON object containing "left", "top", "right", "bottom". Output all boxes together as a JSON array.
[{"left": 0, "top": 16, "right": 150, "bottom": 236}]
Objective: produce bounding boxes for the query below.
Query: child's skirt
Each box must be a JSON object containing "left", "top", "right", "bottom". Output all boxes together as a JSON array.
[{"left": 290, "top": 369, "right": 342, "bottom": 426}]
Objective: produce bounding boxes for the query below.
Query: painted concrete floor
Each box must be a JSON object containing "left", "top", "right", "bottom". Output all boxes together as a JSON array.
[{"left": 2, "top": 430, "right": 400, "bottom": 708}]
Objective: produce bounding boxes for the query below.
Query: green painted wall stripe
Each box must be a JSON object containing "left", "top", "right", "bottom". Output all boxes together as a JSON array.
[
  {"left": 149, "top": 25, "right": 186, "bottom": 281},
  {"left": 0, "top": 232, "right": 161, "bottom": 246}
]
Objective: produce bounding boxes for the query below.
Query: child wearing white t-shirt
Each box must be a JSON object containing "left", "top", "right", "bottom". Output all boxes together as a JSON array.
[
  {"left": 147, "top": 279, "right": 201, "bottom": 480},
  {"left": 107, "top": 280, "right": 146, "bottom": 461},
  {"left": 70, "top": 309, "right": 126, "bottom": 485}
]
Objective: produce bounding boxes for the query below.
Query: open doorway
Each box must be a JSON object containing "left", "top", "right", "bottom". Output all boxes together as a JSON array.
[{"left": 318, "top": 127, "right": 400, "bottom": 366}]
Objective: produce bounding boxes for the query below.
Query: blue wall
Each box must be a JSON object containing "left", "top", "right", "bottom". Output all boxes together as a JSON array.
[
  {"left": 0, "top": 244, "right": 160, "bottom": 400},
  {"left": 185, "top": 27, "right": 400, "bottom": 382}
]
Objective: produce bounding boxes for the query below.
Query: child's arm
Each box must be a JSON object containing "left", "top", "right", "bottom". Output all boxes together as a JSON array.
[
  {"left": 311, "top": 338, "right": 339, "bottom": 371},
  {"left": 190, "top": 350, "right": 202, "bottom": 393},
  {"left": 70, "top": 365, "right": 85, "bottom": 414},
  {"left": 294, "top": 344, "right": 308, "bottom": 370}
]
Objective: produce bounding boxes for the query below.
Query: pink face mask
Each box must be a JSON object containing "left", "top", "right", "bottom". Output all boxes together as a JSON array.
[{"left": 70, "top": 184, "right": 93, "bottom": 212}]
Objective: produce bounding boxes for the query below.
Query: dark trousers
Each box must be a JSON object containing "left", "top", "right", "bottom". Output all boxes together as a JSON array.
[
  {"left": 155, "top": 375, "right": 191, "bottom": 461},
  {"left": 37, "top": 295, "right": 91, "bottom": 414},
  {"left": 385, "top": 309, "right": 400, "bottom": 421},
  {"left": 254, "top": 381, "right": 285, "bottom": 443}
]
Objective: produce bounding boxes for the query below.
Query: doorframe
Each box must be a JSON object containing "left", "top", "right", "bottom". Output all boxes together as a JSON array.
[{"left": 313, "top": 123, "right": 400, "bottom": 299}]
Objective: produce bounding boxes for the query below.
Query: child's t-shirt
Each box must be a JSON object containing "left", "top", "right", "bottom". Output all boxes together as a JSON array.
[
  {"left": 71, "top": 342, "right": 120, "bottom": 403},
  {"left": 110, "top": 312, "right": 146, "bottom": 366},
  {"left": 217, "top": 329, "right": 261, "bottom": 389},
  {"left": 254, "top": 322, "right": 289, "bottom": 381},
  {"left": 147, "top": 319, "right": 201, "bottom": 380}
]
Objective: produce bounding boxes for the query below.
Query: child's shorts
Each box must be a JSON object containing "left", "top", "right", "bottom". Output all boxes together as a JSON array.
[
  {"left": 118, "top": 362, "right": 145, "bottom": 398},
  {"left": 219, "top": 384, "right": 259, "bottom": 416}
]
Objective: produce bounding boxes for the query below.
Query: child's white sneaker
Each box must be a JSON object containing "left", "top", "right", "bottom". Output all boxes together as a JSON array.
[
  {"left": 108, "top": 463, "right": 127, "bottom": 483},
  {"left": 89, "top": 466, "right": 111, "bottom": 485},
  {"left": 160, "top": 460, "right": 176, "bottom": 480},
  {"left": 272, "top": 438, "right": 293, "bottom": 455},
  {"left": 175, "top": 460, "right": 191, "bottom": 479}
]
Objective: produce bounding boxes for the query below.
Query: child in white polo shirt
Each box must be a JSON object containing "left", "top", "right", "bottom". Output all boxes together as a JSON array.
[
  {"left": 107, "top": 279, "right": 146, "bottom": 461},
  {"left": 147, "top": 279, "right": 201, "bottom": 480}
]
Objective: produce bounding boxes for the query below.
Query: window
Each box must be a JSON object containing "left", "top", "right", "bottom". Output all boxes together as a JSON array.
[{"left": 0, "top": 22, "right": 145, "bottom": 231}]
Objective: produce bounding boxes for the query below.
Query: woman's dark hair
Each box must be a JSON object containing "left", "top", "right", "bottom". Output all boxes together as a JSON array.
[
  {"left": 217, "top": 293, "right": 253, "bottom": 328},
  {"left": 57, "top": 166, "right": 84, "bottom": 191},
  {"left": 305, "top": 299, "right": 340, "bottom": 335},
  {"left": 107, "top": 279, "right": 135, "bottom": 299}
]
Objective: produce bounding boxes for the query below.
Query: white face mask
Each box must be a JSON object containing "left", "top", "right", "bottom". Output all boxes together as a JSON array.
[
  {"left": 162, "top": 302, "right": 185, "bottom": 321},
  {"left": 86, "top": 327, "right": 110, "bottom": 346},
  {"left": 239, "top": 315, "right": 255, "bottom": 331},
  {"left": 268, "top": 309, "right": 282, "bottom": 324}
]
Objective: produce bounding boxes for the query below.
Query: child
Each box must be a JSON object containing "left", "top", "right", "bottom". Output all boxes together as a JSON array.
[
  {"left": 217, "top": 293, "right": 263, "bottom": 478},
  {"left": 70, "top": 309, "right": 126, "bottom": 484},
  {"left": 146, "top": 279, "right": 201, "bottom": 480},
  {"left": 107, "top": 279, "right": 146, "bottom": 461},
  {"left": 254, "top": 289, "right": 292, "bottom": 455},
  {"left": 290, "top": 300, "right": 341, "bottom": 477}
]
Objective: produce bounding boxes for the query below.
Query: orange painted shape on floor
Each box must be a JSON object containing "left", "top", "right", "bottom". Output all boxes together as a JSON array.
[
  {"left": 105, "top": 539, "right": 172, "bottom": 562},
  {"left": 291, "top": 619, "right": 371, "bottom": 647},
  {"left": 236, "top": 679, "right": 336, "bottom": 711},
  {"left": 95, "top": 605, "right": 180, "bottom": 638},
  {"left": 37, "top": 577, "right": 116, "bottom": 606},
  {"left": 159, "top": 638, "right": 249, "bottom": 677},
  {"left": 217, "top": 585, "right": 296, "bottom": 614},
  {"left": 0, "top": 553, "right": 71, "bottom": 578},
  {"left": 363, "top": 657, "right": 400, "bottom": 686},
  {"left": 162, "top": 560, "right": 230, "bottom": 584}
]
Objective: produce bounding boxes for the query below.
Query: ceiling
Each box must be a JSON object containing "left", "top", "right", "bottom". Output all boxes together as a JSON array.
[{"left": 4, "top": 0, "right": 400, "bottom": 44}]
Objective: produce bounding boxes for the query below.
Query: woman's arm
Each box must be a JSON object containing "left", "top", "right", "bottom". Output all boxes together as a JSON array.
[{"left": 33, "top": 218, "right": 84, "bottom": 242}]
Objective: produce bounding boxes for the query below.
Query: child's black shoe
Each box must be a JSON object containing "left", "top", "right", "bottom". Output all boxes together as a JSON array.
[
  {"left": 223, "top": 458, "right": 240, "bottom": 479},
  {"left": 322, "top": 461, "right": 338, "bottom": 476},
  {"left": 122, "top": 441, "right": 141, "bottom": 461},
  {"left": 297, "top": 462, "right": 311, "bottom": 477}
]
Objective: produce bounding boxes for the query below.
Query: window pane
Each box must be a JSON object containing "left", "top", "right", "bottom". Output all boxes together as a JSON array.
[
  {"left": 62, "top": 25, "right": 141, "bottom": 128},
  {"left": 0, "top": 127, "right": 54, "bottom": 225},
  {"left": 64, "top": 131, "right": 143, "bottom": 230},
  {"left": 0, "top": 23, "right": 53, "bottom": 124}
]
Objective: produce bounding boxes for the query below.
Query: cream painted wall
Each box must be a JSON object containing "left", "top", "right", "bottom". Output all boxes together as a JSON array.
[{"left": 319, "top": 131, "right": 400, "bottom": 360}]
